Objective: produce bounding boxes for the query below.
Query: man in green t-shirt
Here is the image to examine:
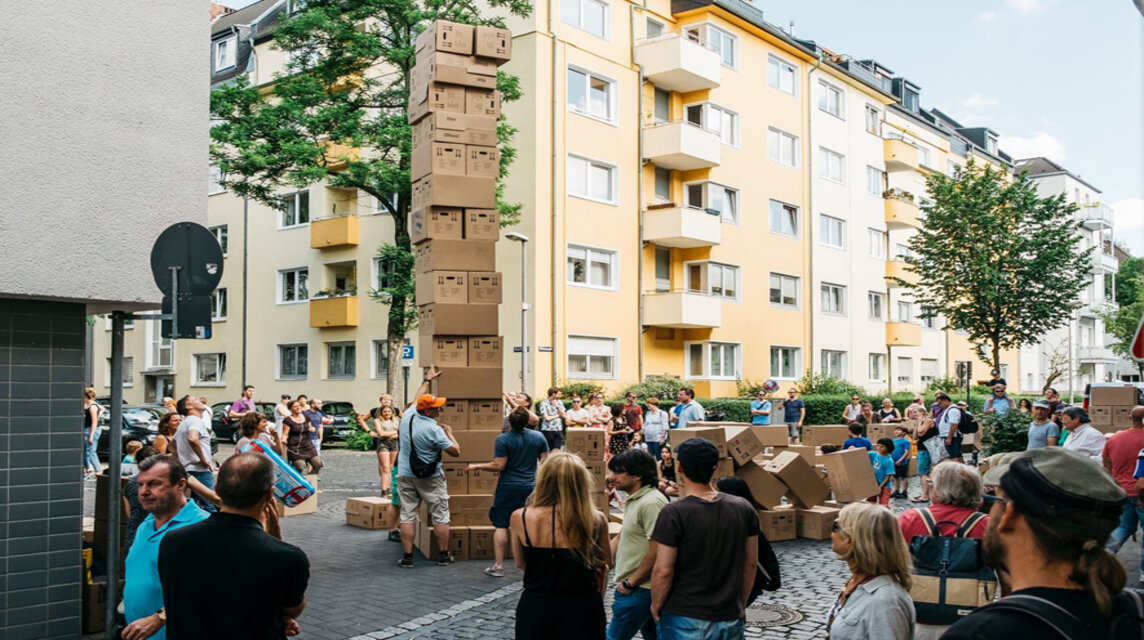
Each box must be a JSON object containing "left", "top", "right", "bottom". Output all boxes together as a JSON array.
[{"left": 606, "top": 450, "right": 668, "bottom": 640}]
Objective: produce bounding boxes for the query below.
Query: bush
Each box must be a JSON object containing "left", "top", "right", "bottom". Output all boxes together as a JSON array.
[
  {"left": 925, "top": 376, "right": 962, "bottom": 394},
  {"left": 979, "top": 410, "right": 1030, "bottom": 455},
  {"left": 616, "top": 375, "right": 687, "bottom": 403},
  {"left": 557, "top": 381, "right": 605, "bottom": 401},
  {"left": 736, "top": 378, "right": 772, "bottom": 398},
  {"left": 344, "top": 429, "right": 375, "bottom": 452},
  {"left": 697, "top": 398, "right": 752, "bottom": 422},
  {"left": 795, "top": 372, "right": 866, "bottom": 397}
]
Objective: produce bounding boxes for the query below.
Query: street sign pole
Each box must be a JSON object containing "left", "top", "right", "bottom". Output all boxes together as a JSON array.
[
  {"left": 104, "top": 311, "right": 125, "bottom": 640},
  {"left": 401, "top": 344, "right": 415, "bottom": 407}
]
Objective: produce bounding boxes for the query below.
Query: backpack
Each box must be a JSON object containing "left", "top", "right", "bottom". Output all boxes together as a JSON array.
[
  {"left": 908, "top": 508, "right": 997, "bottom": 624},
  {"left": 958, "top": 409, "right": 980, "bottom": 434},
  {"left": 403, "top": 414, "right": 441, "bottom": 479},
  {"left": 704, "top": 409, "right": 726, "bottom": 422},
  {"left": 978, "top": 590, "right": 1144, "bottom": 639}
]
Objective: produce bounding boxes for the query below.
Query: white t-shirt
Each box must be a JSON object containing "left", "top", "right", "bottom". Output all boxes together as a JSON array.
[
  {"left": 274, "top": 403, "right": 289, "bottom": 437},
  {"left": 565, "top": 407, "right": 591, "bottom": 427},
  {"left": 1062, "top": 424, "right": 1107, "bottom": 462},
  {"left": 938, "top": 407, "right": 962, "bottom": 438},
  {"left": 175, "top": 414, "right": 213, "bottom": 472}
]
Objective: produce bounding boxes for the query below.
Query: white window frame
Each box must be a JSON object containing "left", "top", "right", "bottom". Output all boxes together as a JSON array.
[
  {"left": 767, "top": 54, "right": 797, "bottom": 96},
  {"left": 685, "top": 341, "right": 741, "bottom": 380},
  {"left": 769, "top": 273, "right": 799, "bottom": 308},
  {"left": 105, "top": 356, "right": 135, "bottom": 388},
  {"left": 770, "top": 346, "right": 801, "bottom": 379},
  {"left": 147, "top": 322, "right": 173, "bottom": 370},
  {"left": 191, "top": 353, "right": 226, "bottom": 387},
  {"left": 561, "top": 0, "right": 610, "bottom": 39},
  {"left": 821, "top": 283, "right": 846, "bottom": 315},
  {"left": 370, "top": 340, "right": 390, "bottom": 380},
  {"left": 683, "top": 180, "right": 740, "bottom": 224},
  {"left": 278, "top": 267, "right": 310, "bottom": 304},
  {"left": 277, "top": 344, "right": 308, "bottom": 380},
  {"left": 767, "top": 127, "right": 799, "bottom": 167},
  {"left": 820, "top": 215, "right": 845, "bottom": 249},
  {"left": 917, "top": 145, "right": 933, "bottom": 169},
  {"left": 685, "top": 260, "right": 740, "bottom": 301},
  {"left": 921, "top": 306, "right": 937, "bottom": 329},
  {"left": 327, "top": 342, "right": 356, "bottom": 379},
  {"left": 566, "top": 154, "right": 618, "bottom": 205},
  {"left": 818, "top": 80, "right": 844, "bottom": 118},
  {"left": 214, "top": 36, "right": 236, "bottom": 71},
  {"left": 278, "top": 190, "right": 310, "bottom": 229},
  {"left": 567, "top": 335, "right": 618, "bottom": 380},
  {"left": 210, "top": 224, "right": 228, "bottom": 256},
  {"left": 684, "top": 23, "right": 737, "bottom": 69},
  {"left": 868, "top": 291, "right": 884, "bottom": 320},
  {"left": 897, "top": 301, "right": 913, "bottom": 322},
  {"left": 566, "top": 243, "right": 618, "bottom": 290},
  {"left": 921, "top": 358, "right": 938, "bottom": 384},
  {"left": 868, "top": 353, "right": 885, "bottom": 381},
  {"left": 566, "top": 65, "right": 617, "bottom": 125},
  {"left": 896, "top": 357, "right": 913, "bottom": 384},
  {"left": 947, "top": 159, "right": 961, "bottom": 177},
  {"left": 821, "top": 350, "right": 846, "bottom": 378},
  {"left": 371, "top": 256, "right": 392, "bottom": 292},
  {"left": 211, "top": 288, "right": 227, "bottom": 321},
  {"left": 864, "top": 105, "right": 881, "bottom": 135},
  {"left": 866, "top": 166, "right": 884, "bottom": 196},
  {"left": 209, "top": 164, "right": 225, "bottom": 195},
  {"left": 867, "top": 228, "right": 886, "bottom": 259},
  {"left": 684, "top": 101, "right": 739, "bottom": 147},
  {"left": 818, "top": 147, "right": 845, "bottom": 183},
  {"left": 646, "top": 17, "right": 665, "bottom": 38},
  {"left": 769, "top": 199, "right": 799, "bottom": 237}
]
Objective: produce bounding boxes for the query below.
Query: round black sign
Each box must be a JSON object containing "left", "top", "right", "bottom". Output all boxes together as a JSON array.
[{"left": 150, "top": 222, "right": 224, "bottom": 296}]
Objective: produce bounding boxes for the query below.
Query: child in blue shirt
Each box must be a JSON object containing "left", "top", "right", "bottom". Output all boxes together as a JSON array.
[
  {"left": 843, "top": 422, "right": 872, "bottom": 451},
  {"left": 868, "top": 438, "right": 895, "bottom": 505},
  {"left": 890, "top": 426, "right": 912, "bottom": 499}
]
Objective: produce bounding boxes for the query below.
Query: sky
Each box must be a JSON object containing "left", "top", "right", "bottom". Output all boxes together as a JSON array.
[{"left": 220, "top": 0, "right": 1144, "bottom": 253}]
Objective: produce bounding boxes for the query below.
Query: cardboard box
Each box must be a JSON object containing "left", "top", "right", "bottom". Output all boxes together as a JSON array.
[
  {"left": 416, "top": 20, "right": 474, "bottom": 55},
  {"left": 1090, "top": 386, "right": 1140, "bottom": 406},
  {"left": 419, "top": 335, "right": 468, "bottom": 367},
  {"left": 724, "top": 426, "right": 765, "bottom": 466},
  {"left": 345, "top": 497, "right": 397, "bottom": 530},
  {"left": 418, "top": 303, "right": 498, "bottom": 336},
  {"left": 765, "top": 452, "right": 830, "bottom": 509},
  {"left": 823, "top": 500, "right": 844, "bottom": 509},
  {"left": 413, "top": 52, "right": 498, "bottom": 88},
  {"left": 1114, "top": 405, "right": 1136, "bottom": 424},
  {"left": 468, "top": 336, "right": 503, "bottom": 368},
  {"left": 464, "top": 209, "right": 500, "bottom": 240},
  {"left": 817, "top": 464, "right": 831, "bottom": 489},
  {"left": 821, "top": 448, "right": 879, "bottom": 503},
  {"left": 440, "top": 399, "right": 470, "bottom": 429},
  {"left": 734, "top": 461, "right": 788, "bottom": 509},
  {"left": 751, "top": 426, "right": 791, "bottom": 447},
  {"left": 415, "top": 239, "right": 497, "bottom": 274},
  {"left": 94, "top": 473, "right": 130, "bottom": 521},
  {"left": 83, "top": 579, "right": 108, "bottom": 633},
  {"left": 713, "top": 457, "right": 734, "bottom": 480},
  {"left": 802, "top": 425, "right": 850, "bottom": 447},
  {"left": 961, "top": 432, "right": 979, "bottom": 452},
  {"left": 796, "top": 506, "right": 841, "bottom": 540},
  {"left": 449, "top": 525, "right": 471, "bottom": 561},
  {"left": 412, "top": 174, "right": 496, "bottom": 209},
  {"left": 593, "top": 491, "right": 610, "bottom": 513},
  {"left": 416, "top": 270, "right": 468, "bottom": 306},
  {"left": 469, "top": 468, "right": 500, "bottom": 493},
  {"left": 466, "top": 88, "right": 501, "bottom": 118},
  {"left": 408, "top": 82, "right": 466, "bottom": 123},
  {"left": 610, "top": 511, "right": 625, "bottom": 525},
  {"left": 566, "top": 429, "right": 606, "bottom": 460},
  {"left": 465, "top": 145, "right": 500, "bottom": 178},
  {"left": 468, "top": 272, "right": 503, "bottom": 304},
  {"left": 668, "top": 427, "right": 728, "bottom": 458},
  {"left": 758, "top": 509, "right": 796, "bottom": 542},
  {"left": 470, "top": 525, "right": 502, "bottom": 560},
  {"left": 908, "top": 456, "right": 917, "bottom": 477},
  {"left": 435, "top": 366, "right": 504, "bottom": 399},
  {"left": 1090, "top": 405, "right": 1113, "bottom": 427},
  {"left": 449, "top": 431, "right": 501, "bottom": 462},
  {"left": 410, "top": 206, "right": 464, "bottom": 244},
  {"left": 469, "top": 400, "right": 502, "bottom": 429},
  {"left": 866, "top": 424, "right": 889, "bottom": 442},
  {"left": 475, "top": 25, "right": 512, "bottom": 60},
  {"left": 443, "top": 463, "right": 469, "bottom": 494},
  {"left": 450, "top": 495, "right": 494, "bottom": 526},
  {"left": 410, "top": 141, "right": 466, "bottom": 180},
  {"left": 277, "top": 475, "right": 318, "bottom": 517},
  {"left": 783, "top": 445, "right": 816, "bottom": 467},
  {"left": 584, "top": 460, "right": 608, "bottom": 491},
  {"left": 413, "top": 111, "right": 498, "bottom": 147}
]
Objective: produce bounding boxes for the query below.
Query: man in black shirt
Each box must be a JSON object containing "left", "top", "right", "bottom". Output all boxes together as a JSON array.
[
  {"left": 159, "top": 452, "right": 309, "bottom": 639},
  {"left": 944, "top": 448, "right": 1128, "bottom": 639}
]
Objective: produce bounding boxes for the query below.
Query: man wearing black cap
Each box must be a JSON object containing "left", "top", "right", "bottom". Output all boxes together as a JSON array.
[
  {"left": 649, "top": 438, "right": 759, "bottom": 638},
  {"left": 944, "top": 448, "right": 1130, "bottom": 639}
]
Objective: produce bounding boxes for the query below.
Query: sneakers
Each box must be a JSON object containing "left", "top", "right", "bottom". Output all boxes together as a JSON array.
[
  {"left": 387, "top": 530, "right": 401, "bottom": 543},
  {"left": 437, "top": 552, "right": 455, "bottom": 566},
  {"left": 484, "top": 566, "right": 504, "bottom": 578},
  {"left": 397, "top": 555, "right": 414, "bottom": 569}
]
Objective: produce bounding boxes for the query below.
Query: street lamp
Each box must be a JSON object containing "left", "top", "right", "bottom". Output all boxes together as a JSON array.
[{"left": 505, "top": 232, "right": 529, "bottom": 392}]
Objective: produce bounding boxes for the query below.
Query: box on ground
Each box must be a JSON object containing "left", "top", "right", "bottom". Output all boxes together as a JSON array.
[
  {"left": 751, "top": 426, "right": 791, "bottom": 447},
  {"left": 418, "top": 303, "right": 498, "bottom": 336},
  {"left": 435, "top": 366, "right": 504, "bottom": 399},
  {"left": 411, "top": 207, "right": 463, "bottom": 244},
  {"left": 470, "top": 525, "right": 512, "bottom": 560},
  {"left": 465, "top": 210, "right": 500, "bottom": 240},
  {"left": 758, "top": 509, "right": 796, "bottom": 542},
  {"left": 796, "top": 506, "right": 841, "bottom": 540},
  {"left": 1090, "top": 405, "right": 1112, "bottom": 428},
  {"left": 94, "top": 473, "right": 130, "bottom": 521},
  {"left": 668, "top": 427, "right": 728, "bottom": 458},
  {"left": 416, "top": 269, "right": 469, "bottom": 306},
  {"left": 764, "top": 452, "right": 829, "bottom": 508},
  {"left": 345, "top": 497, "right": 396, "bottom": 530},
  {"left": 821, "top": 448, "right": 879, "bottom": 503},
  {"left": 443, "top": 463, "right": 469, "bottom": 494},
  {"left": 468, "top": 336, "right": 503, "bottom": 367},
  {"left": 449, "top": 430, "right": 501, "bottom": 462},
  {"left": 566, "top": 429, "right": 606, "bottom": 460},
  {"left": 448, "top": 525, "right": 471, "bottom": 560},
  {"left": 469, "top": 400, "right": 502, "bottom": 429},
  {"left": 734, "top": 460, "right": 787, "bottom": 509},
  {"left": 277, "top": 475, "right": 318, "bottom": 516},
  {"left": 83, "top": 579, "right": 108, "bottom": 633},
  {"left": 723, "top": 426, "right": 765, "bottom": 466},
  {"left": 412, "top": 174, "right": 496, "bottom": 209},
  {"left": 782, "top": 445, "right": 815, "bottom": 467},
  {"left": 593, "top": 491, "right": 610, "bottom": 513},
  {"left": 1090, "top": 386, "right": 1140, "bottom": 406},
  {"left": 415, "top": 239, "right": 497, "bottom": 273},
  {"left": 417, "top": 20, "right": 474, "bottom": 55},
  {"left": 413, "top": 112, "right": 497, "bottom": 148},
  {"left": 451, "top": 494, "right": 494, "bottom": 526},
  {"left": 469, "top": 272, "right": 502, "bottom": 303},
  {"left": 802, "top": 425, "right": 850, "bottom": 447},
  {"left": 713, "top": 457, "right": 734, "bottom": 480},
  {"left": 583, "top": 460, "right": 607, "bottom": 490}
]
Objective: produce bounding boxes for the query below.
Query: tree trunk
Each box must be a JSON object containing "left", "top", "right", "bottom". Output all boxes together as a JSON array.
[{"left": 991, "top": 341, "right": 1001, "bottom": 377}]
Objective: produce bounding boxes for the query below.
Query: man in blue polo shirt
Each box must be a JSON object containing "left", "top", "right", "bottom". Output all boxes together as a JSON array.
[
  {"left": 671, "top": 388, "right": 705, "bottom": 429},
  {"left": 122, "top": 455, "right": 208, "bottom": 640}
]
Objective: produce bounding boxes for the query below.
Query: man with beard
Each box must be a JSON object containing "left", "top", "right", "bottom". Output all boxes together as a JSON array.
[
  {"left": 606, "top": 449, "right": 668, "bottom": 640},
  {"left": 943, "top": 448, "right": 1129, "bottom": 639}
]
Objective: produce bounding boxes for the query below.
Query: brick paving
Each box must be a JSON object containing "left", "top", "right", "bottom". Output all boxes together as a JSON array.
[{"left": 83, "top": 446, "right": 1144, "bottom": 639}]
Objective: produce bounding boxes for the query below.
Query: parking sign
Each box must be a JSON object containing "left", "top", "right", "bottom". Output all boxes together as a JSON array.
[{"left": 401, "top": 344, "right": 415, "bottom": 368}]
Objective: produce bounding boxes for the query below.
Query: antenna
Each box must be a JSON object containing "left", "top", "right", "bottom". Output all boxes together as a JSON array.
[{"left": 789, "top": 21, "right": 795, "bottom": 36}]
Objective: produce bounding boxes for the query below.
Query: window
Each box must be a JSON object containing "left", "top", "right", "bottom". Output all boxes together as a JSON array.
[
  {"left": 867, "top": 229, "right": 886, "bottom": 258},
  {"left": 684, "top": 181, "right": 739, "bottom": 224},
  {"left": 868, "top": 292, "right": 884, "bottom": 319},
  {"left": 767, "top": 55, "right": 796, "bottom": 95},
  {"left": 685, "top": 24, "right": 736, "bottom": 68},
  {"left": 986, "top": 134, "right": 998, "bottom": 155},
  {"left": 150, "top": 327, "right": 173, "bottom": 369},
  {"left": 193, "top": 353, "right": 226, "bottom": 385},
  {"left": 327, "top": 342, "right": 356, "bottom": 379},
  {"left": 866, "top": 166, "right": 884, "bottom": 196},
  {"left": 864, "top": 105, "right": 881, "bottom": 135},
  {"left": 654, "top": 248, "right": 670, "bottom": 292},
  {"left": 947, "top": 160, "right": 961, "bottom": 177},
  {"left": 768, "top": 128, "right": 798, "bottom": 167},
  {"left": 903, "top": 87, "right": 919, "bottom": 112},
  {"left": 561, "top": 0, "right": 609, "bottom": 38},
  {"left": 371, "top": 340, "right": 390, "bottom": 379},
  {"left": 567, "top": 244, "right": 617, "bottom": 289},
  {"left": 371, "top": 256, "right": 394, "bottom": 291},
  {"left": 895, "top": 243, "right": 913, "bottom": 260},
  {"left": 769, "top": 273, "right": 799, "bottom": 307},
  {"left": 820, "top": 350, "right": 845, "bottom": 378},
  {"left": 214, "top": 36, "right": 236, "bottom": 70},
  {"left": 567, "top": 154, "right": 617, "bottom": 204},
  {"left": 821, "top": 283, "right": 846, "bottom": 314},
  {"left": 567, "top": 67, "right": 615, "bottom": 123},
  {"left": 685, "top": 103, "right": 738, "bottom": 146},
  {"left": 209, "top": 165, "right": 225, "bottom": 195},
  {"left": 278, "top": 344, "right": 308, "bottom": 379},
  {"left": 770, "top": 347, "right": 800, "bottom": 379},
  {"left": 279, "top": 191, "right": 310, "bottom": 228},
  {"left": 686, "top": 342, "right": 740, "bottom": 379},
  {"left": 917, "top": 145, "right": 932, "bottom": 168},
  {"left": 769, "top": 200, "right": 799, "bottom": 236},
  {"left": 897, "top": 301, "right": 912, "bottom": 322},
  {"left": 105, "top": 357, "right": 134, "bottom": 387},
  {"left": 210, "top": 225, "right": 228, "bottom": 256},
  {"left": 279, "top": 267, "right": 309, "bottom": 303},
  {"left": 819, "top": 148, "right": 845, "bottom": 183},
  {"left": 686, "top": 261, "right": 738, "bottom": 300},
  {"left": 211, "top": 288, "right": 227, "bottom": 321},
  {"left": 921, "top": 359, "right": 938, "bottom": 384},
  {"left": 869, "top": 353, "right": 885, "bottom": 380},
  {"left": 818, "top": 81, "right": 843, "bottom": 118},
  {"left": 896, "top": 357, "right": 913, "bottom": 384},
  {"left": 646, "top": 17, "right": 664, "bottom": 37},
  {"left": 820, "top": 215, "right": 844, "bottom": 248},
  {"left": 921, "top": 306, "right": 936, "bottom": 329},
  {"left": 653, "top": 88, "right": 670, "bottom": 122},
  {"left": 654, "top": 167, "right": 671, "bottom": 201},
  {"left": 567, "top": 335, "right": 617, "bottom": 379}
]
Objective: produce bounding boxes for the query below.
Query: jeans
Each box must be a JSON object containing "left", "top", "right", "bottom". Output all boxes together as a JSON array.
[
  {"left": 1107, "top": 500, "right": 1144, "bottom": 575},
  {"left": 188, "top": 469, "right": 219, "bottom": 513},
  {"left": 83, "top": 428, "right": 101, "bottom": 472},
  {"left": 658, "top": 612, "right": 744, "bottom": 640},
  {"left": 607, "top": 588, "right": 657, "bottom": 640},
  {"left": 646, "top": 441, "right": 662, "bottom": 462}
]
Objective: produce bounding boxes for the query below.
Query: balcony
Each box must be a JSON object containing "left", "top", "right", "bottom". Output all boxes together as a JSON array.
[
  {"left": 884, "top": 193, "right": 921, "bottom": 230},
  {"left": 322, "top": 141, "right": 359, "bottom": 169},
  {"left": 1077, "top": 346, "right": 1117, "bottom": 363},
  {"left": 643, "top": 121, "right": 721, "bottom": 171},
  {"left": 886, "top": 321, "right": 921, "bottom": 347},
  {"left": 310, "top": 296, "right": 358, "bottom": 328},
  {"left": 1078, "top": 204, "right": 1113, "bottom": 230},
  {"left": 884, "top": 137, "right": 919, "bottom": 172},
  {"left": 643, "top": 291, "right": 722, "bottom": 329},
  {"left": 310, "top": 214, "right": 359, "bottom": 249},
  {"left": 1078, "top": 295, "right": 1112, "bottom": 317},
  {"left": 1094, "top": 251, "right": 1119, "bottom": 274},
  {"left": 634, "top": 34, "right": 721, "bottom": 93},
  {"left": 885, "top": 260, "right": 918, "bottom": 288},
  {"left": 642, "top": 205, "right": 721, "bottom": 248}
]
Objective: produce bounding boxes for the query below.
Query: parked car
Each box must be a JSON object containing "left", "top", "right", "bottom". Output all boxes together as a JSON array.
[
  {"left": 210, "top": 401, "right": 278, "bottom": 443},
  {"left": 320, "top": 401, "right": 358, "bottom": 442},
  {"left": 96, "top": 405, "right": 218, "bottom": 461}
]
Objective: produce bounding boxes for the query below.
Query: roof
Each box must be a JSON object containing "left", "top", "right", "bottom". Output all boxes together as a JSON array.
[
  {"left": 212, "top": 0, "right": 280, "bottom": 34},
  {"left": 1014, "top": 157, "right": 1102, "bottom": 192}
]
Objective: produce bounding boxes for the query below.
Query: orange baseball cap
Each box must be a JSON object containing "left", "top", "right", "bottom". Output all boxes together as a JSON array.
[{"left": 416, "top": 394, "right": 447, "bottom": 410}]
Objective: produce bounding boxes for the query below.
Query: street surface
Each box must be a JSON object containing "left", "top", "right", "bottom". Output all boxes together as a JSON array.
[{"left": 83, "top": 445, "right": 1143, "bottom": 640}]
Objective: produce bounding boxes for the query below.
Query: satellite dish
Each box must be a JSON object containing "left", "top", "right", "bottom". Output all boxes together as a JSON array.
[{"left": 150, "top": 222, "right": 224, "bottom": 296}]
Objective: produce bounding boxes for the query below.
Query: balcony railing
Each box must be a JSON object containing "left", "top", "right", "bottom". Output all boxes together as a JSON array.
[
  {"left": 884, "top": 136, "right": 919, "bottom": 172},
  {"left": 634, "top": 33, "right": 722, "bottom": 93},
  {"left": 642, "top": 204, "right": 721, "bottom": 248},
  {"left": 310, "top": 213, "right": 360, "bottom": 249},
  {"left": 1076, "top": 346, "right": 1117, "bottom": 363},
  {"left": 643, "top": 290, "right": 722, "bottom": 329},
  {"left": 310, "top": 295, "right": 359, "bottom": 328},
  {"left": 886, "top": 321, "right": 921, "bottom": 346},
  {"left": 1077, "top": 204, "right": 1113, "bottom": 230},
  {"left": 885, "top": 260, "right": 918, "bottom": 288},
  {"left": 884, "top": 192, "right": 921, "bottom": 230},
  {"left": 1094, "top": 251, "right": 1119, "bottom": 274},
  {"left": 642, "top": 121, "right": 721, "bottom": 171}
]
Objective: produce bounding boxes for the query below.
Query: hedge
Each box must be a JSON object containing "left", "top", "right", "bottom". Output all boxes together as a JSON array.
[{"left": 691, "top": 393, "right": 1005, "bottom": 425}]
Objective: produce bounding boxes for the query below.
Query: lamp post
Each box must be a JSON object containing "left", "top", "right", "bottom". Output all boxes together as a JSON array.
[{"left": 506, "top": 232, "right": 529, "bottom": 392}]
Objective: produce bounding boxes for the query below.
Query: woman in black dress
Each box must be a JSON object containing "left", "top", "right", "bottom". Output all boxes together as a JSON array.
[
  {"left": 283, "top": 400, "right": 323, "bottom": 474},
  {"left": 608, "top": 403, "right": 631, "bottom": 458}
]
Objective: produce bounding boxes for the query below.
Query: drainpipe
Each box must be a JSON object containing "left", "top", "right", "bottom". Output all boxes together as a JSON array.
[
  {"left": 806, "top": 51, "right": 823, "bottom": 377},
  {"left": 631, "top": 3, "right": 645, "bottom": 382},
  {"left": 549, "top": 0, "right": 559, "bottom": 388}
]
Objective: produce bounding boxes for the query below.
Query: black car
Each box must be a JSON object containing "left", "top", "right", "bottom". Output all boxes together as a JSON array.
[
  {"left": 96, "top": 405, "right": 218, "bottom": 461},
  {"left": 210, "top": 401, "right": 276, "bottom": 443},
  {"left": 320, "top": 401, "right": 358, "bottom": 442}
]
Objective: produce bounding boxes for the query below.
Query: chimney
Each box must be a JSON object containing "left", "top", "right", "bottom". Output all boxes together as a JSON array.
[{"left": 211, "top": 3, "right": 235, "bottom": 21}]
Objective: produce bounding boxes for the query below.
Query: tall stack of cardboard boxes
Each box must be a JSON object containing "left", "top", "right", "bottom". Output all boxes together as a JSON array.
[{"left": 1088, "top": 385, "right": 1142, "bottom": 434}]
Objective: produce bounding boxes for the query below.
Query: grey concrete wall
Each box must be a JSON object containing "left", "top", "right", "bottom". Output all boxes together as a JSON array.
[
  {"left": 0, "top": 3, "right": 208, "bottom": 310},
  {"left": 0, "top": 298, "right": 87, "bottom": 639}
]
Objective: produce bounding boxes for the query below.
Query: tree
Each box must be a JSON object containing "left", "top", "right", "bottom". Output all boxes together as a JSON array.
[
  {"left": 898, "top": 160, "right": 1092, "bottom": 371},
  {"left": 1100, "top": 256, "right": 1144, "bottom": 378},
  {"left": 1040, "top": 338, "right": 1070, "bottom": 394},
  {"left": 209, "top": 0, "right": 529, "bottom": 392}
]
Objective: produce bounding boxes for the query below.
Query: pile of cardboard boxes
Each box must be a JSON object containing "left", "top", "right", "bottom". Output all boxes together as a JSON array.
[{"left": 1088, "top": 385, "right": 1143, "bottom": 433}]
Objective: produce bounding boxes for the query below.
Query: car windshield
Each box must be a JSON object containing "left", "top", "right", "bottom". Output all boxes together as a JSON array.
[
  {"left": 123, "top": 408, "right": 157, "bottom": 426},
  {"left": 323, "top": 403, "right": 355, "bottom": 417}
]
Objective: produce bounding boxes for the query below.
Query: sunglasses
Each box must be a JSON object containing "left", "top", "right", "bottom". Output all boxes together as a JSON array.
[{"left": 981, "top": 494, "right": 1010, "bottom": 509}]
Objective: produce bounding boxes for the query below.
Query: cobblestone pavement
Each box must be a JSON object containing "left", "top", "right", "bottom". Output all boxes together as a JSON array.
[{"left": 84, "top": 445, "right": 1144, "bottom": 640}]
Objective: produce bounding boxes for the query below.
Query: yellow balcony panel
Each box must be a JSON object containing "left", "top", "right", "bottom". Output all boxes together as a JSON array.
[
  {"left": 634, "top": 34, "right": 721, "bottom": 93},
  {"left": 643, "top": 122, "right": 720, "bottom": 171},
  {"left": 643, "top": 292, "right": 722, "bottom": 329},
  {"left": 884, "top": 138, "right": 919, "bottom": 172},
  {"left": 885, "top": 260, "right": 918, "bottom": 288},
  {"left": 886, "top": 321, "right": 921, "bottom": 347},
  {"left": 642, "top": 206, "right": 721, "bottom": 248},
  {"left": 322, "top": 141, "right": 359, "bottom": 169},
  {"left": 310, "top": 215, "right": 360, "bottom": 249},
  {"left": 310, "top": 296, "right": 359, "bottom": 328},
  {"left": 884, "top": 197, "right": 921, "bottom": 230}
]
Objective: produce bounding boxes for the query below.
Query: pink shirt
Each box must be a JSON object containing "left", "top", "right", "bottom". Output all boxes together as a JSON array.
[
  {"left": 898, "top": 504, "right": 989, "bottom": 542},
  {"left": 1103, "top": 428, "right": 1144, "bottom": 496}
]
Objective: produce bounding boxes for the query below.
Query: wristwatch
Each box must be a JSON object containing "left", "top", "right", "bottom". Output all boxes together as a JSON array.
[
  {"left": 621, "top": 579, "right": 634, "bottom": 591},
  {"left": 156, "top": 608, "right": 167, "bottom": 624}
]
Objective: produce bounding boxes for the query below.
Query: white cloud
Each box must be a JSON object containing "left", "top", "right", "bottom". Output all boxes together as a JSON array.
[
  {"left": 974, "top": 10, "right": 998, "bottom": 22},
  {"left": 1111, "top": 198, "right": 1144, "bottom": 256},
  {"left": 1005, "top": 0, "right": 1048, "bottom": 14},
  {"left": 999, "top": 131, "right": 1067, "bottom": 162},
  {"left": 962, "top": 92, "right": 1000, "bottom": 109}
]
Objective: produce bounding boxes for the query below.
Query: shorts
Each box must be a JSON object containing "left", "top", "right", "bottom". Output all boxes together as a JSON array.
[
  {"left": 894, "top": 463, "right": 910, "bottom": 478},
  {"left": 376, "top": 436, "right": 399, "bottom": 453},
  {"left": 390, "top": 466, "right": 400, "bottom": 506},
  {"left": 490, "top": 483, "right": 533, "bottom": 529},
  {"left": 397, "top": 474, "right": 450, "bottom": 526},
  {"left": 786, "top": 422, "right": 800, "bottom": 439},
  {"left": 541, "top": 430, "right": 564, "bottom": 451},
  {"left": 946, "top": 437, "right": 963, "bottom": 459},
  {"left": 916, "top": 449, "right": 932, "bottom": 476},
  {"left": 867, "top": 487, "right": 892, "bottom": 506}
]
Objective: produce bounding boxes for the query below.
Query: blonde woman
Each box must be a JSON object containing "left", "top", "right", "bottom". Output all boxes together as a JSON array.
[
  {"left": 827, "top": 502, "right": 916, "bottom": 640},
  {"left": 373, "top": 405, "right": 400, "bottom": 495},
  {"left": 82, "top": 388, "right": 104, "bottom": 478},
  {"left": 511, "top": 452, "right": 610, "bottom": 639}
]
